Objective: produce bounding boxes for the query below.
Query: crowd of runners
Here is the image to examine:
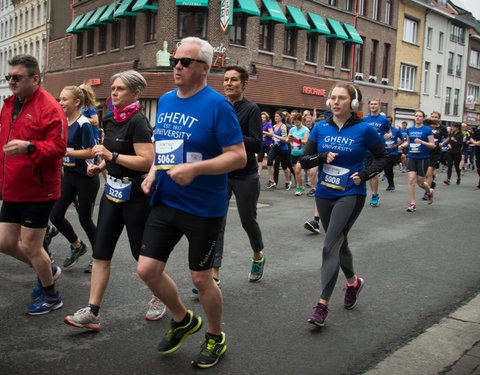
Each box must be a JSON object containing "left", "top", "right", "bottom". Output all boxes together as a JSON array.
[{"left": 1, "top": 38, "right": 480, "bottom": 370}]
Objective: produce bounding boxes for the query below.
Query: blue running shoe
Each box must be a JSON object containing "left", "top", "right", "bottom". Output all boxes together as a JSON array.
[
  {"left": 31, "top": 264, "right": 62, "bottom": 300},
  {"left": 25, "top": 292, "right": 63, "bottom": 315},
  {"left": 192, "top": 277, "right": 220, "bottom": 295},
  {"left": 369, "top": 194, "right": 379, "bottom": 207},
  {"left": 249, "top": 252, "right": 265, "bottom": 282}
]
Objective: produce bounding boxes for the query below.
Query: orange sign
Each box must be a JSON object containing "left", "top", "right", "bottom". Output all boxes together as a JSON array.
[
  {"left": 302, "top": 86, "right": 327, "bottom": 96},
  {"left": 89, "top": 78, "right": 101, "bottom": 86}
]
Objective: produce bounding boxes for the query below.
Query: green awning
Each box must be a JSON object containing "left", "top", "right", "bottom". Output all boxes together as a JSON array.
[
  {"left": 176, "top": 0, "right": 209, "bottom": 6},
  {"left": 114, "top": 0, "right": 137, "bottom": 18},
  {"left": 99, "top": 3, "right": 117, "bottom": 23},
  {"left": 285, "top": 5, "right": 309, "bottom": 29},
  {"left": 307, "top": 12, "right": 330, "bottom": 35},
  {"left": 344, "top": 23, "right": 363, "bottom": 44},
  {"left": 326, "top": 18, "right": 348, "bottom": 40},
  {"left": 233, "top": 0, "right": 260, "bottom": 16},
  {"left": 66, "top": 15, "right": 84, "bottom": 34},
  {"left": 75, "top": 10, "right": 96, "bottom": 31},
  {"left": 133, "top": 0, "right": 158, "bottom": 12},
  {"left": 86, "top": 5, "right": 109, "bottom": 27},
  {"left": 260, "top": 0, "right": 287, "bottom": 23}
]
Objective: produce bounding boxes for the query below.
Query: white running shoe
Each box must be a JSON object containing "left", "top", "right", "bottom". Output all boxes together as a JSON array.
[{"left": 145, "top": 296, "right": 166, "bottom": 321}]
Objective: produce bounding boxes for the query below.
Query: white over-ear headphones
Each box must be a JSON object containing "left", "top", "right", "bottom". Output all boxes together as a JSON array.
[{"left": 326, "top": 86, "right": 360, "bottom": 111}]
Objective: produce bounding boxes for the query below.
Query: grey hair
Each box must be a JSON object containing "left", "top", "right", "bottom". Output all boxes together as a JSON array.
[
  {"left": 110, "top": 70, "right": 147, "bottom": 94},
  {"left": 179, "top": 37, "right": 213, "bottom": 72}
]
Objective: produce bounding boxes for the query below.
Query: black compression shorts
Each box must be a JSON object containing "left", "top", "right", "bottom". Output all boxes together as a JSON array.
[
  {"left": 141, "top": 201, "right": 224, "bottom": 271},
  {"left": 0, "top": 200, "right": 55, "bottom": 228}
]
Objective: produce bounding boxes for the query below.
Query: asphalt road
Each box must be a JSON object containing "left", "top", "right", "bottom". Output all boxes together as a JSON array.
[{"left": 1, "top": 166, "right": 479, "bottom": 374}]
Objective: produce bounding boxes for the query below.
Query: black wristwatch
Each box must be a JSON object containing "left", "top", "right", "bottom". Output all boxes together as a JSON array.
[
  {"left": 27, "top": 141, "right": 36, "bottom": 154},
  {"left": 111, "top": 152, "right": 119, "bottom": 163}
]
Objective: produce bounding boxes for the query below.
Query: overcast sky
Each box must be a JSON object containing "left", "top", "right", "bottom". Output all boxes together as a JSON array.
[{"left": 453, "top": 0, "right": 480, "bottom": 21}]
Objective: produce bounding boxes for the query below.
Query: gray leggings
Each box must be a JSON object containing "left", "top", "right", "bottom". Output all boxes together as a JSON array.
[
  {"left": 316, "top": 195, "right": 365, "bottom": 301},
  {"left": 213, "top": 173, "right": 264, "bottom": 268}
]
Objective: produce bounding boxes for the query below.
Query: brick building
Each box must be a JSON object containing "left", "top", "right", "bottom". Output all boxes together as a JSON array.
[{"left": 44, "top": 0, "right": 398, "bottom": 124}]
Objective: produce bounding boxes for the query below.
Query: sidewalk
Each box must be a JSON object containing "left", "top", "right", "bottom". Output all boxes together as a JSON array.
[{"left": 363, "top": 294, "right": 480, "bottom": 375}]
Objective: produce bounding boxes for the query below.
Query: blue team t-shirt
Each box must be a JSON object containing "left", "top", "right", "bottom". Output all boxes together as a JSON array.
[
  {"left": 290, "top": 125, "right": 309, "bottom": 156},
  {"left": 385, "top": 127, "right": 403, "bottom": 155},
  {"left": 309, "top": 119, "right": 381, "bottom": 199},
  {"left": 363, "top": 114, "right": 391, "bottom": 145},
  {"left": 151, "top": 85, "right": 244, "bottom": 217},
  {"left": 63, "top": 115, "right": 96, "bottom": 175},
  {"left": 407, "top": 125, "right": 433, "bottom": 159},
  {"left": 81, "top": 105, "right": 100, "bottom": 140}
]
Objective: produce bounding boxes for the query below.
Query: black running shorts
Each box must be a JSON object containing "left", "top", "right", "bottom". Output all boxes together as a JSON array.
[
  {"left": 140, "top": 201, "right": 224, "bottom": 271},
  {"left": 0, "top": 200, "right": 55, "bottom": 228}
]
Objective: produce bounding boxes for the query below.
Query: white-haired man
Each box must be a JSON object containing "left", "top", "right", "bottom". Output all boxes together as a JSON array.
[{"left": 138, "top": 37, "right": 246, "bottom": 368}]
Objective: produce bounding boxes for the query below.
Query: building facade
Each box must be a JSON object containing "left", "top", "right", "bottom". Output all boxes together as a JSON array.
[
  {"left": 44, "top": 0, "right": 398, "bottom": 124},
  {"left": 392, "top": 0, "right": 427, "bottom": 127},
  {"left": 0, "top": 0, "right": 14, "bottom": 105}
]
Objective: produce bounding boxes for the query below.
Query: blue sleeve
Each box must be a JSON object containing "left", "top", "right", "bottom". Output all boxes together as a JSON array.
[
  {"left": 213, "top": 100, "right": 244, "bottom": 148},
  {"left": 80, "top": 122, "right": 96, "bottom": 148},
  {"left": 309, "top": 122, "right": 320, "bottom": 143}
]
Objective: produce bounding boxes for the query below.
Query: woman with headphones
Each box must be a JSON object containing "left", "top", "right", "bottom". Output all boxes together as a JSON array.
[{"left": 300, "top": 82, "right": 388, "bottom": 327}]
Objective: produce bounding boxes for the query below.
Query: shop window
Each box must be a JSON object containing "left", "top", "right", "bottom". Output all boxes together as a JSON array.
[
  {"left": 259, "top": 20, "right": 274, "bottom": 52},
  {"left": 87, "top": 29, "right": 94, "bottom": 55},
  {"left": 126, "top": 16, "right": 136, "bottom": 47},
  {"left": 145, "top": 10, "right": 157, "bottom": 42},
  {"left": 230, "top": 13, "right": 246, "bottom": 46},
  {"left": 305, "top": 32, "right": 317, "bottom": 63},
  {"left": 341, "top": 43, "right": 352, "bottom": 69},
  {"left": 98, "top": 25, "right": 106, "bottom": 52},
  {"left": 284, "top": 28, "right": 297, "bottom": 57},
  {"left": 76, "top": 33, "right": 83, "bottom": 57},
  {"left": 178, "top": 6, "right": 207, "bottom": 39},
  {"left": 111, "top": 20, "right": 120, "bottom": 50},
  {"left": 325, "top": 39, "right": 335, "bottom": 66}
]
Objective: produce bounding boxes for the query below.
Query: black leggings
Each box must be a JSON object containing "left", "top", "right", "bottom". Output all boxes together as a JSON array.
[
  {"left": 384, "top": 154, "right": 399, "bottom": 186},
  {"left": 93, "top": 193, "right": 151, "bottom": 261},
  {"left": 315, "top": 195, "right": 365, "bottom": 301},
  {"left": 267, "top": 146, "right": 294, "bottom": 184},
  {"left": 446, "top": 150, "right": 462, "bottom": 181},
  {"left": 50, "top": 171, "right": 99, "bottom": 246}
]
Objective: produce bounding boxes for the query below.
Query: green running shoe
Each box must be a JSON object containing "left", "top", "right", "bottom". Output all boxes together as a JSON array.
[
  {"left": 192, "top": 332, "right": 227, "bottom": 369},
  {"left": 157, "top": 310, "right": 202, "bottom": 354}
]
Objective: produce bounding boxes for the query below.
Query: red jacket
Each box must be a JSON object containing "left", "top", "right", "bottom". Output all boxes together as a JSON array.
[{"left": 0, "top": 87, "right": 67, "bottom": 202}]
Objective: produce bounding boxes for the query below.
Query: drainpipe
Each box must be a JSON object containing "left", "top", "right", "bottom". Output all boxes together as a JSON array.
[
  {"left": 43, "top": 0, "right": 51, "bottom": 82},
  {"left": 350, "top": 0, "right": 359, "bottom": 82}
]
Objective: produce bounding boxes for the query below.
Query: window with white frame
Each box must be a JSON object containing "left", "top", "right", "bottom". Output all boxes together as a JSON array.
[
  {"left": 435, "top": 65, "right": 442, "bottom": 96},
  {"left": 453, "top": 89, "right": 459, "bottom": 115},
  {"left": 403, "top": 18, "right": 418, "bottom": 44},
  {"left": 450, "top": 24, "right": 465, "bottom": 44},
  {"left": 426, "top": 27, "right": 432, "bottom": 49},
  {"left": 470, "top": 49, "right": 480, "bottom": 68},
  {"left": 456, "top": 54, "right": 462, "bottom": 77},
  {"left": 423, "top": 62, "right": 430, "bottom": 94},
  {"left": 357, "top": 0, "right": 365, "bottom": 16},
  {"left": 467, "top": 84, "right": 479, "bottom": 104},
  {"left": 438, "top": 32, "right": 444, "bottom": 52},
  {"left": 399, "top": 64, "right": 416, "bottom": 91},
  {"left": 448, "top": 52, "right": 454, "bottom": 74},
  {"left": 385, "top": 0, "right": 392, "bottom": 25},
  {"left": 372, "top": 0, "right": 379, "bottom": 21},
  {"left": 445, "top": 87, "right": 451, "bottom": 114}
]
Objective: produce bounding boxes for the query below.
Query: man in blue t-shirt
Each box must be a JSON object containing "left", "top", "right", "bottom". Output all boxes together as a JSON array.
[
  {"left": 363, "top": 98, "right": 391, "bottom": 206},
  {"left": 137, "top": 37, "right": 246, "bottom": 369}
]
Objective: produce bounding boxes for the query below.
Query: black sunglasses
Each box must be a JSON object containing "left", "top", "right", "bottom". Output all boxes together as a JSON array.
[
  {"left": 5, "top": 74, "right": 32, "bottom": 82},
  {"left": 169, "top": 56, "right": 206, "bottom": 68}
]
